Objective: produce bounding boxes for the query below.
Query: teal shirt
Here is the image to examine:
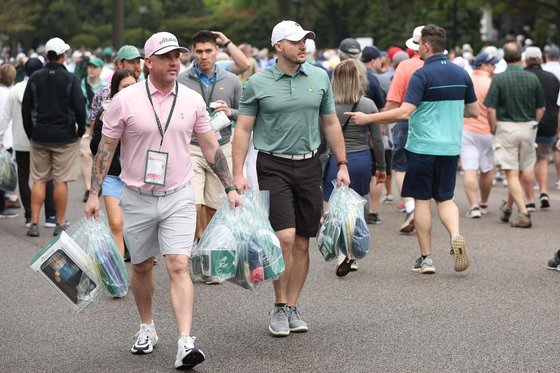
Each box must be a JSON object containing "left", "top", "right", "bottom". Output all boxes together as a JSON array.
[{"left": 239, "top": 62, "right": 335, "bottom": 154}]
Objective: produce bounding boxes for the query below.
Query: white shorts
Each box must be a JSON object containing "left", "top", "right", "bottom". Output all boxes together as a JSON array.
[
  {"left": 460, "top": 131, "right": 494, "bottom": 173},
  {"left": 120, "top": 183, "right": 196, "bottom": 264}
]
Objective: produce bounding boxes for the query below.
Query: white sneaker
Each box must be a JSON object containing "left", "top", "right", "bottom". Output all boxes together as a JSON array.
[
  {"left": 130, "top": 323, "right": 158, "bottom": 354},
  {"left": 174, "top": 335, "right": 205, "bottom": 369}
]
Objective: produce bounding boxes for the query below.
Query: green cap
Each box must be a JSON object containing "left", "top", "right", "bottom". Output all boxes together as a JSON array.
[
  {"left": 88, "top": 56, "right": 104, "bottom": 68},
  {"left": 102, "top": 47, "right": 113, "bottom": 57},
  {"left": 116, "top": 45, "right": 142, "bottom": 61}
]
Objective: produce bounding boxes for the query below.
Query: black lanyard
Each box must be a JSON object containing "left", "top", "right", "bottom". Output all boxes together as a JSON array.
[
  {"left": 196, "top": 71, "right": 217, "bottom": 110},
  {"left": 145, "top": 79, "right": 178, "bottom": 148}
]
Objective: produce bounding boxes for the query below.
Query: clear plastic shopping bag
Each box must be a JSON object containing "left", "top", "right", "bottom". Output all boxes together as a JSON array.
[{"left": 0, "top": 150, "right": 17, "bottom": 191}]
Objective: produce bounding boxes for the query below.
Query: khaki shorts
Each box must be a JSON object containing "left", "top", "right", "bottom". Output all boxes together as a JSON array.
[
  {"left": 30, "top": 140, "right": 80, "bottom": 182},
  {"left": 80, "top": 135, "right": 92, "bottom": 158},
  {"left": 191, "top": 142, "right": 232, "bottom": 209},
  {"left": 120, "top": 183, "right": 196, "bottom": 264},
  {"left": 493, "top": 121, "right": 537, "bottom": 171}
]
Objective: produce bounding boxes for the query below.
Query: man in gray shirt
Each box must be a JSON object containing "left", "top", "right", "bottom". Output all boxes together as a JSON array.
[{"left": 177, "top": 30, "right": 245, "bottom": 254}]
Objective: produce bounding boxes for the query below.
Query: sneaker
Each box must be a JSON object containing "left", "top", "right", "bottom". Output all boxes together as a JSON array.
[
  {"left": 44, "top": 215, "right": 57, "bottom": 228},
  {"left": 396, "top": 202, "right": 406, "bottom": 212},
  {"left": 174, "top": 335, "right": 205, "bottom": 369},
  {"left": 131, "top": 324, "right": 158, "bottom": 354},
  {"left": 53, "top": 222, "right": 69, "bottom": 236},
  {"left": 205, "top": 278, "right": 225, "bottom": 285},
  {"left": 335, "top": 255, "right": 353, "bottom": 277},
  {"left": 400, "top": 210, "right": 415, "bottom": 234},
  {"left": 287, "top": 306, "right": 308, "bottom": 333},
  {"left": 82, "top": 190, "right": 90, "bottom": 203},
  {"left": 366, "top": 213, "right": 381, "bottom": 224},
  {"left": 533, "top": 181, "right": 539, "bottom": 190},
  {"left": 510, "top": 212, "right": 532, "bottom": 228},
  {"left": 382, "top": 194, "right": 394, "bottom": 204},
  {"left": 269, "top": 306, "right": 290, "bottom": 337},
  {"left": 0, "top": 209, "right": 18, "bottom": 218},
  {"left": 479, "top": 203, "right": 488, "bottom": 215},
  {"left": 539, "top": 193, "right": 550, "bottom": 209},
  {"left": 5, "top": 199, "right": 21, "bottom": 209},
  {"left": 499, "top": 201, "right": 512, "bottom": 223},
  {"left": 525, "top": 203, "right": 536, "bottom": 212},
  {"left": 466, "top": 206, "right": 481, "bottom": 219},
  {"left": 450, "top": 234, "right": 470, "bottom": 272},
  {"left": 350, "top": 260, "right": 359, "bottom": 271},
  {"left": 546, "top": 250, "right": 560, "bottom": 271},
  {"left": 26, "top": 223, "right": 39, "bottom": 237},
  {"left": 412, "top": 255, "right": 435, "bottom": 274},
  {"left": 25, "top": 217, "right": 31, "bottom": 228}
]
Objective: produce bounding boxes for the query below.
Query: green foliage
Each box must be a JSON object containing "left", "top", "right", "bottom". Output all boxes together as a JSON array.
[
  {"left": 69, "top": 34, "right": 100, "bottom": 49},
  {"left": 124, "top": 28, "right": 147, "bottom": 48}
]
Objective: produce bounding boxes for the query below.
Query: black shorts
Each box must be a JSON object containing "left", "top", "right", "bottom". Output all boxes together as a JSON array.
[
  {"left": 402, "top": 150, "right": 459, "bottom": 201},
  {"left": 256, "top": 152, "right": 323, "bottom": 237}
]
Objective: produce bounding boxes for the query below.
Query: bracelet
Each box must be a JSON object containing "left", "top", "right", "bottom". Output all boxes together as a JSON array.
[
  {"left": 223, "top": 40, "right": 232, "bottom": 48},
  {"left": 337, "top": 160, "right": 348, "bottom": 167},
  {"left": 224, "top": 185, "right": 238, "bottom": 193}
]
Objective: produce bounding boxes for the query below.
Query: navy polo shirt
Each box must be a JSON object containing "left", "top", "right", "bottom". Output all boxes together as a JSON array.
[{"left": 404, "top": 54, "right": 477, "bottom": 156}]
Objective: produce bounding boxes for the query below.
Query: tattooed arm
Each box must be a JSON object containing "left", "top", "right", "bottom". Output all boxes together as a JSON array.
[
  {"left": 84, "top": 135, "right": 119, "bottom": 219},
  {"left": 197, "top": 131, "right": 242, "bottom": 208}
]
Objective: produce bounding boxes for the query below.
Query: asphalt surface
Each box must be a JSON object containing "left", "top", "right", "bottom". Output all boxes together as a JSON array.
[{"left": 1, "top": 170, "right": 560, "bottom": 372}]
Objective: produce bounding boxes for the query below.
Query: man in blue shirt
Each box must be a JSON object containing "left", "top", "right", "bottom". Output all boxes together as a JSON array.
[{"left": 346, "top": 24, "right": 479, "bottom": 275}]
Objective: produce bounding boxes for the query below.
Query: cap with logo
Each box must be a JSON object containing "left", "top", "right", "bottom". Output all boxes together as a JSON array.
[
  {"left": 405, "top": 25, "right": 425, "bottom": 51},
  {"left": 524, "top": 46, "right": 543, "bottom": 60},
  {"left": 339, "top": 38, "right": 361, "bottom": 56},
  {"left": 473, "top": 52, "right": 499, "bottom": 67},
  {"left": 117, "top": 45, "right": 143, "bottom": 61},
  {"left": 271, "top": 20, "right": 315, "bottom": 46},
  {"left": 144, "top": 32, "right": 189, "bottom": 58},
  {"left": 45, "top": 37, "right": 70, "bottom": 55},
  {"left": 361, "top": 46, "right": 381, "bottom": 62},
  {"left": 88, "top": 56, "right": 104, "bottom": 68}
]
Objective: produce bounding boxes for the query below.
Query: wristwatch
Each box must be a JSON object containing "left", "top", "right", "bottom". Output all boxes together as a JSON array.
[
  {"left": 225, "top": 185, "right": 238, "bottom": 193},
  {"left": 223, "top": 40, "right": 232, "bottom": 48}
]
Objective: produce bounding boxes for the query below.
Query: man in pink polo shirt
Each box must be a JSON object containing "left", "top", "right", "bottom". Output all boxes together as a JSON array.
[
  {"left": 84, "top": 31, "right": 241, "bottom": 370},
  {"left": 385, "top": 25, "right": 425, "bottom": 234},
  {"left": 461, "top": 52, "right": 499, "bottom": 218}
]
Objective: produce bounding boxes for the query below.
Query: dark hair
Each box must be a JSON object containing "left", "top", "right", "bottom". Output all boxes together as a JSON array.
[
  {"left": 503, "top": 42, "right": 522, "bottom": 63},
  {"left": 110, "top": 69, "right": 136, "bottom": 98},
  {"left": 24, "top": 57, "right": 43, "bottom": 77},
  {"left": 192, "top": 30, "right": 217, "bottom": 48},
  {"left": 421, "top": 24, "right": 447, "bottom": 53},
  {"left": 46, "top": 51, "right": 61, "bottom": 62}
]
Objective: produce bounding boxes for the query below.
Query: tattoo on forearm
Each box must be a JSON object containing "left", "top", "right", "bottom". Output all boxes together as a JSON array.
[
  {"left": 90, "top": 137, "right": 118, "bottom": 195},
  {"left": 208, "top": 148, "right": 234, "bottom": 187}
]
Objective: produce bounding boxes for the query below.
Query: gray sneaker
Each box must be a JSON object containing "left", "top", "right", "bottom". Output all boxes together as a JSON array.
[
  {"left": 26, "top": 223, "right": 40, "bottom": 237},
  {"left": 499, "top": 201, "right": 512, "bottom": 223},
  {"left": 269, "top": 306, "right": 290, "bottom": 337},
  {"left": 287, "top": 306, "right": 308, "bottom": 333},
  {"left": 450, "top": 234, "right": 470, "bottom": 272},
  {"left": 53, "top": 222, "right": 69, "bottom": 236},
  {"left": 412, "top": 255, "right": 435, "bottom": 274}
]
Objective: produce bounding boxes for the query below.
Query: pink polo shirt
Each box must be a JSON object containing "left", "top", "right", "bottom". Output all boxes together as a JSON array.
[
  {"left": 102, "top": 77, "right": 211, "bottom": 191},
  {"left": 463, "top": 69, "right": 492, "bottom": 135},
  {"left": 386, "top": 56, "right": 424, "bottom": 104}
]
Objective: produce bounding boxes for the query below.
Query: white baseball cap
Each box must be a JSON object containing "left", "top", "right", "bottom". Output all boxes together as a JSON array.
[
  {"left": 305, "top": 39, "right": 316, "bottom": 54},
  {"left": 45, "top": 37, "right": 70, "bottom": 55},
  {"left": 524, "top": 46, "right": 543, "bottom": 60},
  {"left": 271, "top": 20, "right": 315, "bottom": 46},
  {"left": 405, "top": 26, "right": 425, "bottom": 51},
  {"left": 144, "top": 32, "right": 188, "bottom": 58}
]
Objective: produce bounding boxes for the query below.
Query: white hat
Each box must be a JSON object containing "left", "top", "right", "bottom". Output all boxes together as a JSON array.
[
  {"left": 524, "top": 46, "right": 542, "bottom": 60},
  {"left": 144, "top": 32, "right": 189, "bottom": 58},
  {"left": 305, "top": 39, "right": 316, "bottom": 54},
  {"left": 271, "top": 20, "right": 315, "bottom": 46},
  {"left": 405, "top": 25, "right": 425, "bottom": 51},
  {"left": 45, "top": 37, "right": 70, "bottom": 55}
]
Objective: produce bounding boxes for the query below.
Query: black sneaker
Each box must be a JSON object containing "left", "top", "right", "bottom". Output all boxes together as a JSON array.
[
  {"left": 25, "top": 217, "right": 31, "bottom": 228},
  {"left": 366, "top": 213, "right": 381, "bottom": 224},
  {"left": 547, "top": 250, "right": 560, "bottom": 271},
  {"left": 82, "top": 190, "right": 90, "bottom": 203},
  {"left": 525, "top": 203, "right": 536, "bottom": 212},
  {"left": 53, "top": 222, "right": 69, "bottom": 236},
  {"left": 336, "top": 256, "right": 353, "bottom": 277},
  {"left": 44, "top": 215, "right": 57, "bottom": 228},
  {"left": 0, "top": 209, "right": 18, "bottom": 218},
  {"left": 26, "top": 223, "right": 39, "bottom": 237},
  {"left": 539, "top": 193, "right": 550, "bottom": 209}
]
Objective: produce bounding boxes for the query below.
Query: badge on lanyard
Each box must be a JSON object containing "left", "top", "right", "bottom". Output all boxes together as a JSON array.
[{"left": 144, "top": 79, "right": 178, "bottom": 186}]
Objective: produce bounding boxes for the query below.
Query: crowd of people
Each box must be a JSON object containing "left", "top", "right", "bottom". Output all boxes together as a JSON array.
[{"left": 1, "top": 21, "right": 560, "bottom": 370}]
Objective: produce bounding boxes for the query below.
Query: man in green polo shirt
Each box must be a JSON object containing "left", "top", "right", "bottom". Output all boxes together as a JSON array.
[
  {"left": 232, "top": 20, "right": 350, "bottom": 337},
  {"left": 484, "top": 42, "right": 545, "bottom": 228}
]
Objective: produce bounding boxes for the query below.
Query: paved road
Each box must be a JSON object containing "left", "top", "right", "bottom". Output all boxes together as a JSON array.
[{"left": 1, "top": 171, "right": 559, "bottom": 372}]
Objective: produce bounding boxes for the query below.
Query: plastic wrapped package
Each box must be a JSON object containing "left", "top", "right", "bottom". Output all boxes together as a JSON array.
[
  {"left": 192, "top": 190, "right": 285, "bottom": 292},
  {"left": 67, "top": 213, "right": 129, "bottom": 298},
  {"left": 0, "top": 150, "right": 17, "bottom": 191},
  {"left": 318, "top": 182, "right": 370, "bottom": 261}
]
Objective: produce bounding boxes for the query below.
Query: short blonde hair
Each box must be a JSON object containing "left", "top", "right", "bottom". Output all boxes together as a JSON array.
[
  {"left": 331, "top": 59, "right": 367, "bottom": 104},
  {"left": 0, "top": 64, "right": 16, "bottom": 87}
]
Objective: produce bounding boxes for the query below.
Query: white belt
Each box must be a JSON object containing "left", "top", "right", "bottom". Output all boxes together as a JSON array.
[
  {"left": 259, "top": 149, "right": 318, "bottom": 160},
  {"left": 127, "top": 183, "right": 188, "bottom": 197}
]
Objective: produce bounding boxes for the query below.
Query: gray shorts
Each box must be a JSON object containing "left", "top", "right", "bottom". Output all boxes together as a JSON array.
[{"left": 120, "top": 183, "right": 196, "bottom": 264}]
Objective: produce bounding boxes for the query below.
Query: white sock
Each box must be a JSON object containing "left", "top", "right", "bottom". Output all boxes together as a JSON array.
[
  {"left": 141, "top": 321, "right": 154, "bottom": 328},
  {"left": 404, "top": 200, "right": 415, "bottom": 213}
]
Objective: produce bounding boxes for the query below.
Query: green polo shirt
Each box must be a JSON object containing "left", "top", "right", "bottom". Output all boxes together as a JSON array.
[
  {"left": 484, "top": 65, "right": 545, "bottom": 122},
  {"left": 239, "top": 62, "right": 335, "bottom": 154}
]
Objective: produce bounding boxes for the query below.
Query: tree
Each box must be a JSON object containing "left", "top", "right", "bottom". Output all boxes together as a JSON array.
[{"left": 0, "top": 0, "right": 42, "bottom": 52}]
